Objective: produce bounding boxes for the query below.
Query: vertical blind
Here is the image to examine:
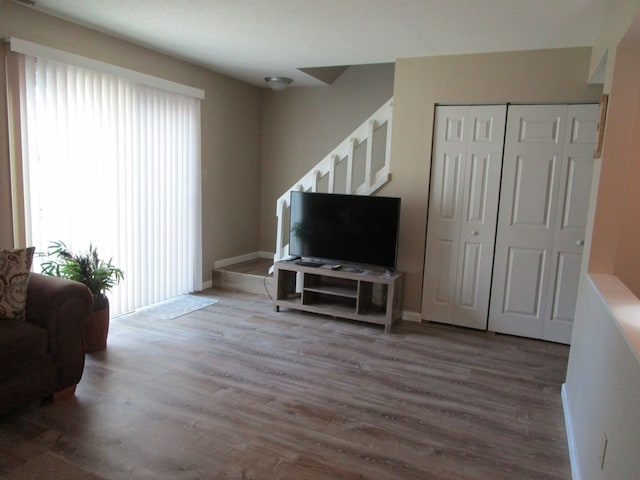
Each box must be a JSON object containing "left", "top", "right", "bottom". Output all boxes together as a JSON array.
[{"left": 12, "top": 52, "right": 203, "bottom": 315}]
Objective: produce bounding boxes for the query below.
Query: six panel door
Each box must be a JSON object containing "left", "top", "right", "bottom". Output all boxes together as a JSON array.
[
  {"left": 488, "top": 104, "right": 598, "bottom": 343},
  {"left": 542, "top": 104, "right": 598, "bottom": 342},
  {"left": 422, "top": 105, "right": 506, "bottom": 329}
]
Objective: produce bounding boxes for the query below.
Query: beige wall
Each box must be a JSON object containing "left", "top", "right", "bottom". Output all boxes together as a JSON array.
[
  {"left": 589, "top": 41, "right": 640, "bottom": 295},
  {"left": 613, "top": 48, "right": 640, "bottom": 294},
  {"left": 389, "top": 48, "right": 602, "bottom": 314},
  {"left": 258, "top": 63, "right": 395, "bottom": 252},
  {"left": 589, "top": 0, "right": 640, "bottom": 85},
  {"left": 0, "top": 1, "right": 263, "bottom": 283}
]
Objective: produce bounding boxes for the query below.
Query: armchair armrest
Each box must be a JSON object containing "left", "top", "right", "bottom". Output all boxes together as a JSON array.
[{"left": 25, "top": 273, "right": 93, "bottom": 389}]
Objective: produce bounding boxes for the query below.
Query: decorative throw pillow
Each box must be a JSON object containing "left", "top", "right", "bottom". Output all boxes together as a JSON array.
[{"left": 0, "top": 247, "right": 35, "bottom": 321}]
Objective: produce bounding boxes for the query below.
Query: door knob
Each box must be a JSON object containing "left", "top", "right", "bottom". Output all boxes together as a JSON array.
[
  {"left": 576, "top": 240, "right": 584, "bottom": 246},
  {"left": 471, "top": 231, "right": 479, "bottom": 236}
]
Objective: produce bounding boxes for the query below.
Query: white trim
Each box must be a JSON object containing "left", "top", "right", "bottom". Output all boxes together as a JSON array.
[
  {"left": 9, "top": 37, "right": 205, "bottom": 100},
  {"left": 402, "top": 311, "right": 422, "bottom": 322},
  {"left": 201, "top": 280, "right": 213, "bottom": 291},
  {"left": 214, "top": 251, "right": 274, "bottom": 269},
  {"left": 562, "top": 383, "right": 581, "bottom": 480}
]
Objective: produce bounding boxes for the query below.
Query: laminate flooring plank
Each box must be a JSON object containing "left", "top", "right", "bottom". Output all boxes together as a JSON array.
[{"left": 0, "top": 288, "right": 570, "bottom": 480}]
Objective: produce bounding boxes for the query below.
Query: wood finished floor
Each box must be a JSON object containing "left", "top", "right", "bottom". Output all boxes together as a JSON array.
[{"left": 0, "top": 289, "right": 571, "bottom": 480}]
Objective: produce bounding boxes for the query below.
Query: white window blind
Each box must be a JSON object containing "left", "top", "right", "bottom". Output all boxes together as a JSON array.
[{"left": 11, "top": 50, "right": 203, "bottom": 315}]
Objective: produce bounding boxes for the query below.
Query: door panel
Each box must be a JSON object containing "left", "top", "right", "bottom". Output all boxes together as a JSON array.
[
  {"left": 489, "top": 104, "right": 597, "bottom": 343},
  {"left": 489, "top": 105, "right": 566, "bottom": 339},
  {"left": 542, "top": 104, "right": 598, "bottom": 343},
  {"left": 434, "top": 239, "right": 455, "bottom": 304},
  {"left": 424, "top": 109, "right": 465, "bottom": 323},
  {"left": 440, "top": 153, "right": 462, "bottom": 220},
  {"left": 503, "top": 247, "right": 546, "bottom": 317},
  {"left": 467, "top": 154, "right": 490, "bottom": 223},
  {"left": 459, "top": 241, "right": 481, "bottom": 307},
  {"left": 561, "top": 157, "right": 595, "bottom": 229},
  {"left": 446, "top": 115, "right": 464, "bottom": 142},
  {"left": 425, "top": 148, "right": 463, "bottom": 320},
  {"left": 551, "top": 252, "right": 582, "bottom": 321},
  {"left": 518, "top": 115, "right": 562, "bottom": 143},
  {"left": 423, "top": 105, "right": 506, "bottom": 329},
  {"left": 511, "top": 155, "right": 557, "bottom": 227}
]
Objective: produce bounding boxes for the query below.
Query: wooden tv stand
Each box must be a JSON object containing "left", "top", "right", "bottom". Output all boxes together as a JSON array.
[{"left": 273, "top": 261, "right": 404, "bottom": 333}]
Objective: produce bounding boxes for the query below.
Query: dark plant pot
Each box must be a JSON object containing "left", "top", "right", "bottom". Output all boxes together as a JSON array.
[{"left": 82, "top": 296, "right": 109, "bottom": 352}]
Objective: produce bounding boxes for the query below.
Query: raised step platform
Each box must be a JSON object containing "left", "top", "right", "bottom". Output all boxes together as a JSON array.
[{"left": 212, "top": 257, "right": 274, "bottom": 297}]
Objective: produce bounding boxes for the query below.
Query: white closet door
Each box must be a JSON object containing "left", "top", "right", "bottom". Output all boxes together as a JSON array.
[
  {"left": 423, "top": 105, "right": 506, "bottom": 329},
  {"left": 542, "top": 104, "right": 599, "bottom": 342},
  {"left": 489, "top": 104, "right": 597, "bottom": 343}
]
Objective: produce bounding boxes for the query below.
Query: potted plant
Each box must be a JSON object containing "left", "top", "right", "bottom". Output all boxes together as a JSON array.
[{"left": 40, "top": 241, "right": 124, "bottom": 352}]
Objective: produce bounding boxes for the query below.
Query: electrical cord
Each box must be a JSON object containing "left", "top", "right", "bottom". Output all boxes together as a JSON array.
[{"left": 264, "top": 273, "right": 273, "bottom": 300}]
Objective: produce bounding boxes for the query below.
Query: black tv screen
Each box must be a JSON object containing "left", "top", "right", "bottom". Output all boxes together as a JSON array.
[{"left": 289, "top": 191, "right": 401, "bottom": 269}]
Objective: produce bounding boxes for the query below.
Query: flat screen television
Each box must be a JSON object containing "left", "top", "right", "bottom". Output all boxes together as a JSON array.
[{"left": 288, "top": 191, "right": 401, "bottom": 270}]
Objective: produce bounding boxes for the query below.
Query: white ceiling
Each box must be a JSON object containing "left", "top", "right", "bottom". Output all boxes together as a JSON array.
[{"left": 25, "top": 0, "right": 611, "bottom": 87}]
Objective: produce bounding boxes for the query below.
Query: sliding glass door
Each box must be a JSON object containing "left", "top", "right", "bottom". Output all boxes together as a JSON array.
[{"left": 9, "top": 52, "right": 202, "bottom": 315}]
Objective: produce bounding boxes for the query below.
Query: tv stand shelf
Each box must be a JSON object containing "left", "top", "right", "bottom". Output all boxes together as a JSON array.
[{"left": 273, "top": 261, "right": 404, "bottom": 333}]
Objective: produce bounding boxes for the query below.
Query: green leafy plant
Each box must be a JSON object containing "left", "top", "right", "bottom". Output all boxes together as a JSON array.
[{"left": 40, "top": 240, "right": 124, "bottom": 310}]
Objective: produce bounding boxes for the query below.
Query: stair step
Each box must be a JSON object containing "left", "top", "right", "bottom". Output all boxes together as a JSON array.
[{"left": 212, "top": 258, "right": 274, "bottom": 297}]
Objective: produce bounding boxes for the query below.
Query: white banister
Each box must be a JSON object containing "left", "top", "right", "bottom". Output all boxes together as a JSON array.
[
  {"left": 345, "top": 137, "right": 356, "bottom": 194},
  {"left": 365, "top": 120, "right": 375, "bottom": 189},
  {"left": 273, "top": 98, "right": 394, "bottom": 263},
  {"left": 328, "top": 154, "right": 339, "bottom": 192}
]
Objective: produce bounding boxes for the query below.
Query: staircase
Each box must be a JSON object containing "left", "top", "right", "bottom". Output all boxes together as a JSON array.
[
  {"left": 212, "top": 98, "right": 394, "bottom": 295},
  {"left": 274, "top": 98, "right": 394, "bottom": 263}
]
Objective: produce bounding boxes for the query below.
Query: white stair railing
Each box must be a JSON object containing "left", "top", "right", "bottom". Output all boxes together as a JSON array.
[{"left": 274, "top": 98, "right": 394, "bottom": 263}]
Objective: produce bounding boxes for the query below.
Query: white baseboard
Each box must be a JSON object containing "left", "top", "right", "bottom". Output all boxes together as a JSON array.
[
  {"left": 213, "top": 251, "right": 274, "bottom": 269},
  {"left": 202, "top": 280, "right": 213, "bottom": 290},
  {"left": 562, "top": 383, "right": 580, "bottom": 480},
  {"left": 402, "top": 310, "right": 422, "bottom": 323}
]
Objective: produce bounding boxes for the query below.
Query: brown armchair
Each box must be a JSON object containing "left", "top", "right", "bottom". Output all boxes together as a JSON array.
[{"left": 0, "top": 273, "right": 93, "bottom": 415}]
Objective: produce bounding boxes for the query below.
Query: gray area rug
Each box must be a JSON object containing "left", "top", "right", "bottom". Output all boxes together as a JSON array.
[{"left": 139, "top": 294, "right": 218, "bottom": 320}]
